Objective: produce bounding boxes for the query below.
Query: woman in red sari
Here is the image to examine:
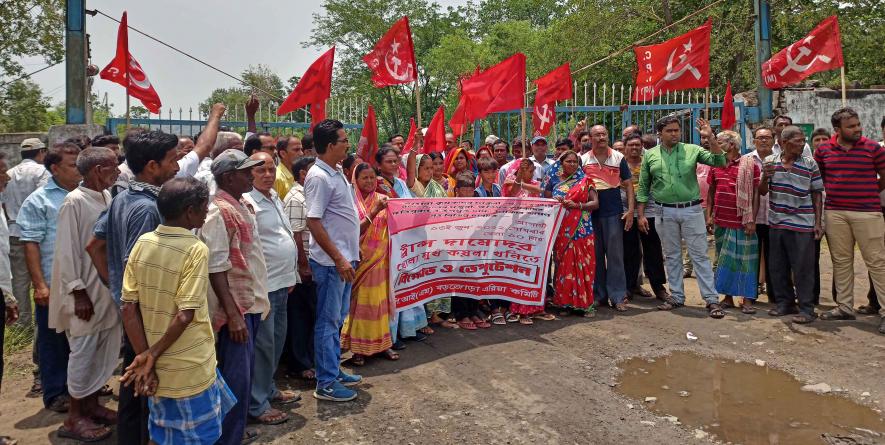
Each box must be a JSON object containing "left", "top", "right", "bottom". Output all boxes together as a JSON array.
[
  {"left": 549, "top": 150, "right": 600, "bottom": 317},
  {"left": 443, "top": 147, "right": 475, "bottom": 196}
]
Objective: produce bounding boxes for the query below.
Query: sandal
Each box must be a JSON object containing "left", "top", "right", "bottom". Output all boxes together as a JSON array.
[
  {"left": 582, "top": 309, "right": 596, "bottom": 318},
  {"left": 741, "top": 304, "right": 757, "bottom": 314},
  {"left": 475, "top": 320, "right": 491, "bottom": 329},
  {"left": 383, "top": 349, "right": 400, "bottom": 361},
  {"left": 656, "top": 297, "right": 683, "bottom": 311},
  {"left": 792, "top": 313, "right": 816, "bottom": 324},
  {"left": 707, "top": 303, "right": 726, "bottom": 319},
  {"left": 419, "top": 326, "right": 435, "bottom": 335},
  {"left": 505, "top": 312, "right": 519, "bottom": 323},
  {"left": 57, "top": 418, "right": 111, "bottom": 443},
  {"left": 630, "top": 287, "right": 653, "bottom": 299},
  {"left": 857, "top": 305, "right": 879, "bottom": 315},
  {"left": 491, "top": 312, "right": 506, "bottom": 325},
  {"left": 532, "top": 312, "right": 556, "bottom": 321},
  {"left": 653, "top": 288, "right": 671, "bottom": 301},
  {"left": 350, "top": 354, "right": 366, "bottom": 367},
  {"left": 719, "top": 299, "right": 736, "bottom": 309},
  {"left": 457, "top": 320, "right": 477, "bottom": 330},
  {"left": 518, "top": 316, "right": 534, "bottom": 325},
  {"left": 90, "top": 405, "right": 117, "bottom": 425},
  {"left": 249, "top": 408, "right": 289, "bottom": 425},
  {"left": 440, "top": 320, "right": 460, "bottom": 329},
  {"left": 272, "top": 389, "right": 301, "bottom": 405},
  {"left": 428, "top": 314, "right": 446, "bottom": 325},
  {"left": 614, "top": 302, "right": 629, "bottom": 312},
  {"left": 820, "top": 308, "right": 855, "bottom": 320}
]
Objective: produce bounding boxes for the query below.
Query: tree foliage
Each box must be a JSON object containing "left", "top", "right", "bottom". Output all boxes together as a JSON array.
[
  {"left": 0, "top": 80, "right": 53, "bottom": 132},
  {"left": 0, "top": 0, "right": 64, "bottom": 79}
]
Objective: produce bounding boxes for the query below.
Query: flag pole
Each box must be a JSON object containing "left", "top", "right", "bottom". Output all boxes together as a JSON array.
[
  {"left": 414, "top": 79, "right": 423, "bottom": 128},
  {"left": 840, "top": 66, "right": 847, "bottom": 106},
  {"left": 125, "top": 94, "right": 130, "bottom": 129},
  {"left": 521, "top": 93, "right": 527, "bottom": 158},
  {"left": 704, "top": 87, "right": 710, "bottom": 120}
]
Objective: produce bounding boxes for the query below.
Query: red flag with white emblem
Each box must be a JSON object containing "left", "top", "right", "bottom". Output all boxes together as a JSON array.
[
  {"left": 632, "top": 20, "right": 711, "bottom": 102},
  {"left": 278, "top": 47, "right": 335, "bottom": 124},
  {"left": 99, "top": 12, "right": 162, "bottom": 113},
  {"left": 532, "top": 63, "right": 572, "bottom": 136},
  {"left": 762, "top": 16, "right": 843, "bottom": 89},
  {"left": 363, "top": 16, "right": 417, "bottom": 87},
  {"left": 357, "top": 104, "right": 379, "bottom": 166}
]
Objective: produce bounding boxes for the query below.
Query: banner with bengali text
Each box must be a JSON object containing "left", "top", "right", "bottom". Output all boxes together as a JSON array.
[{"left": 387, "top": 198, "right": 565, "bottom": 312}]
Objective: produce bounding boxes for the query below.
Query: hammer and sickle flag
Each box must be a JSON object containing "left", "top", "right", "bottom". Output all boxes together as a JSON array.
[
  {"left": 363, "top": 16, "right": 418, "bottom": 87},
  {"left": 532, "top": 63, "right": 572, "bottom": 136},
  {"left": 631, "top": 20, "right": 711, "bottom": 102},
  {"left": 99, "top": 12, "right": 162, "bottom": 113},
  {"left": 762, "top": 16, "right": 843, "bottom": 89}
]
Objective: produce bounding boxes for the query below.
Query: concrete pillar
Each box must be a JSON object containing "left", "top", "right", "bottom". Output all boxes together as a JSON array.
[{"left": 65, "top": 0, "right": 87, "bottom": 124}]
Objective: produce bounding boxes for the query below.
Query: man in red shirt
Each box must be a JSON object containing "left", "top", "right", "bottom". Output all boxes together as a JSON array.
[{"left": 814, "top": 108, "right": 885, "bottom": 334}]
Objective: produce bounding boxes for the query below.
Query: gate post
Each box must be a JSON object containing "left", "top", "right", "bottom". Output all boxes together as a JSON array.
[{"left": 753, "top": 0, "right": 773, "bottom": 121}]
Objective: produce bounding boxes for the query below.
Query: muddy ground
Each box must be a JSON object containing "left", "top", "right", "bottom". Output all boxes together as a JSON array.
[{"left": 1, "top": 250, "right": 883, "bottom": 444}]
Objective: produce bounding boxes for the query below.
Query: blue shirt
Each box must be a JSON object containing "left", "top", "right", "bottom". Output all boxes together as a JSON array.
[
  {"left": 474, "top": 183, "right": 502, "bottom": 197},
  {"left": 304, "top": 159, "right": 360, "bottom": 266},
  {"left": 18, "top": 178, "right": 71, "bottom": 280},
  {"left": 94, "top": 182, "right": 162, "bottom": 304}
]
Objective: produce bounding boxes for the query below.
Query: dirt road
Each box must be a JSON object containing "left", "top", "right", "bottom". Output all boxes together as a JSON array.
[{"left": 2, "top": 255, "right": 882, "bottom": 444}]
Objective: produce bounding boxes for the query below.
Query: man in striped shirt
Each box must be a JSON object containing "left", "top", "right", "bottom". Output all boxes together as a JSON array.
[
  {"left": 759, "top": 126, "right": 824, "bottom": 324},
  {"left": 813, "top": 108, "right": 885, "bottom": 333}
]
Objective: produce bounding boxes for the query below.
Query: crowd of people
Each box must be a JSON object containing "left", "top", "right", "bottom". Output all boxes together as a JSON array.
[{"left": 0, "top": 100, "right": 882, "bottom": 445}]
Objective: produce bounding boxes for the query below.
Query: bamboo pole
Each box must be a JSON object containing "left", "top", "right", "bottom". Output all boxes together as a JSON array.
[
  {"left": 840, "top": 66, "right": 847, "bottom": 106},
  {"left": 415, "top": 79, "right": 423, "bottom": 128},
  {"left": 125, "top": 94, "right": 130, "bottom": 129},
  {"left": 705, "top": 87, "right": 710, "bottom": 120}
]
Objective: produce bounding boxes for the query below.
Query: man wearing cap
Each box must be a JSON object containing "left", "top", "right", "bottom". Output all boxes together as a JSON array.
[
  {"left": 529, "top": 136, "right": 555, "bottom": 182},
  {"left": 198, "top": 149, "right": 269, "bottom": 445},
  {"left": 2, "top": 138, "right": 49, "bottom": 328}
]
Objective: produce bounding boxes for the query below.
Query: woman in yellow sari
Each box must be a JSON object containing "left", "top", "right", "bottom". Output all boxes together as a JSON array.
[
  {"left": 443, "top": 147, "right": 475, "bottom": 196},
  {"left": 341, "top": 163, "right": 399, "bottom": 365}
]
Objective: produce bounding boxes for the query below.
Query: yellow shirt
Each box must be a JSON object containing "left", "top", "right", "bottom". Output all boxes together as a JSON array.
[
  {"left": 122, "top": 225, "right": 216, "bottom": 398},
  {"left": 274, "top": 163, "right": 295, "bottom": 199}
]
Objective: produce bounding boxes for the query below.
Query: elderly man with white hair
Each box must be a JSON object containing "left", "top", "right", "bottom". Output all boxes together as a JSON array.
[{"left": 50, "top": 147, "right": 121, "bottom": 442}]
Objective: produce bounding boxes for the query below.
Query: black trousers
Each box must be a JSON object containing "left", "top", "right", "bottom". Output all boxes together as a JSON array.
[
  {"left": 755, "top": 224, "right": 780, "bottom": 303},
  {"left": 117, "top": 335, "right": 149, "bottom": 445},
  {"left": 623, "top": 217, "right": 667, "bottom": 290},
  {"left": 769, "top": 229, "right": 816, "bottom": 316},
  {"left": 284, "top": 281, "right": 317, "bottom": 374}
]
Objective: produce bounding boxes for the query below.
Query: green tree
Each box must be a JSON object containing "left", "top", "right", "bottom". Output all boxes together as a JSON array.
[
  {"left": 0, "top": 80, "right": 52, "bottom": 132},
  {"left": 200, "top": 65, "right": 286, "bottom": 121},
  {"left": 0, "top": 0, "right": 64, "bottom": 79}
]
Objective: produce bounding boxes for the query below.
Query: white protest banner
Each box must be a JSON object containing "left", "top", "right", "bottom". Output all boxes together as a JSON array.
[{"left": 387, "top": 197, "right": 564, "bottom": 312}]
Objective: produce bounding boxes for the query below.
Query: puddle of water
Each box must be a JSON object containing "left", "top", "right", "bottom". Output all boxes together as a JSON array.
[{"left": 617, "top": 351, "right": 884, "bottom": 445}]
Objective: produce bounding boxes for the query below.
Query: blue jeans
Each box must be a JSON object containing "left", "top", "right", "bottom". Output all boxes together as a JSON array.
[
  {"left": 249, "top": 287, "right": 288, "bottom": 417},
  {"left": 658, "top": 205, "right": 718, "bottom": 304},
  {"left": 310, "top": 259, "right": 356, "bottom": 389},
  {"left": 217, "top": 313, "right": 259, "bottom": 445},
  {"left": 591, "top": 214, "right": 628, "bottom": 305},
  {"left": 35, "top": 304, "right": 69, "bottom": 407}
]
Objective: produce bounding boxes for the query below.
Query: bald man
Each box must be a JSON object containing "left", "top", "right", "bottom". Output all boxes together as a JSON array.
[{"left": 241, "top": 152, "right": 300, "bottom": 425}]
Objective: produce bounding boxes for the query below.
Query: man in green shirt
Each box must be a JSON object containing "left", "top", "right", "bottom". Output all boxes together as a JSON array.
[{"left": 637, "top": 115, "right": 727, "bottom": 318}]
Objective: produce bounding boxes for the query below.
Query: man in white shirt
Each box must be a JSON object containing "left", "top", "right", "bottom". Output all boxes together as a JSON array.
[
  {"left": 772, "top": 115, "right": 813, "bottom": 158},
  {"left": 2, "top": 138, "right": 49, "bottom": 327},
  {"left": 528, "top": 136, "right": 555, "bottom": 181},
  {"left": 242, "top": 152, "right": 300, "bottom": 425}
]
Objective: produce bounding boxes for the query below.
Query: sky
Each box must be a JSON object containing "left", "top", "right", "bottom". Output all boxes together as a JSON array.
[{"left": 29, "top": 0, "right": 467, "bottom": 116}]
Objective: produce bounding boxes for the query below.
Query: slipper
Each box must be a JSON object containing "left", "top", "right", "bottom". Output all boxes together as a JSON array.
[
  {"left": 475, "top": 320, "right": 491, "bottom": 329},
  {"left": 505, "top": 312, "right": 519, "bottom": 323},
  {"left": 439, "top": 320, "right": 460, "bottom": 329},
  {"left": 383, "top": 349, "right": 400, "bottom": 361},
  {"left": 792, "top": 313, "right": 816, "bottom": 324},
  {"left": 741, "top": 305, "right": 757, "bottom": 314},
  {"left": 719, "top": 300, "right": 736, "bottom": 309},
  {"left": 518, "top": 316, "right": 534, "bottom": 325},
  {"left": 57, "top": 419, "right": 111, "bottom": 443},
  {"left": 614, "top": 303, "right": 629, "bottom": 312},
  {"left": 249, "top": 408, "right": 289, "bottom": 425},
  {"left": 532, "top": 313, "right": 556, "bottom": 321},
  {"left": 457, "top": 320, "right": 477, "bottom": 330},
  {"left": 272, "top": 390, "right": 301, "bottom": 405},
  {"left": 491, "top": 313, "right": 506, "bottom": 325}
]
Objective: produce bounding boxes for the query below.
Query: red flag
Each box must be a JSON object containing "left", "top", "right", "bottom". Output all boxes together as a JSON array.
[
  {"left": 720, "top": 82, "right": 735, "bottom": 130},
  {"left": 448, "top": 95, "right": 470, "bottom": 137},
  {"left": 762, "top": 16, "right": 843, "bottom": 89},
  {"left": 363, "top": 16, "right": 417, "bottom": 87},
  {"left": 99, "top": 12, "right": 162, "bottom": 113},
  {"left": 357, "top": 104, "right": 378, "bottom": 165},
  {"left": 632, "top": 20, "right": 711, "bottom": 102},
  {"left": 532, "top": 63, "right": 572, "bottom": 136},
  {"left": 459, "top": 53, "right": 526, "bottom": 120},
  {"left": 422, "top": 106, "right": 446, "bottom": 154},
  {"left": 401, "top": 118, "right": 417, "bottom": 155},
  {"left": 308, "top": 102, "right": 325, "bottom": 130},
  {"left": 278, "top": 47, "right": 335, "bottom": 117}
]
